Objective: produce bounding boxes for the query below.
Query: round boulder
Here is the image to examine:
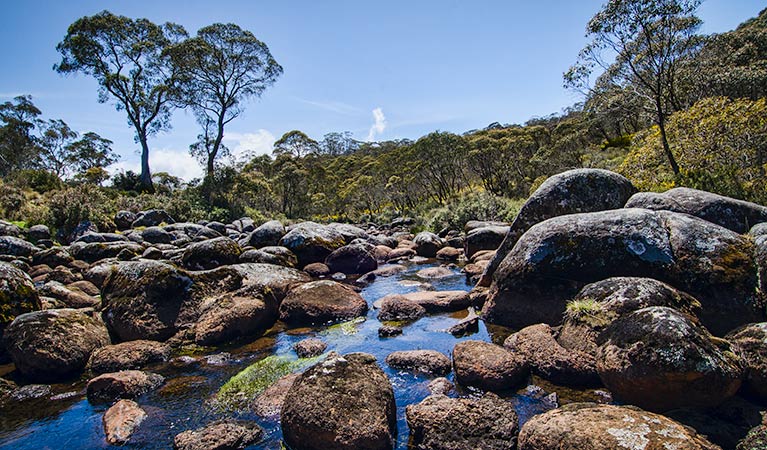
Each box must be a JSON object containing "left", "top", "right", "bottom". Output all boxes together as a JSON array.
[
  {"left": 385, "top": 350, "right": 451, "bottom": 376},
  {"left": 413, "top": 232, "right": 443, "bottom": 258},
  {"left": 181, "top": 237, "right": 242, "bottom": 270},
  {"left": 3, "top": 308, "right": 111, "bottom": 381},
  {"left": 174, "top": 420, "right": 263, "bottom": 450},
  {"left": 596, "top": 306, "right": 744, "bottom": 412},
  {"left": 452, "top": 340, "right": 528, "bottom": 391},
  {"left": 279, "top": 280, "right": 367, "bottom": 326},
  {"left": 325, "top": 244, "right": 378, "bottom": 275},
  {"left": 279, "top": 222, "right": 346, "bottom": 268},
  {"left": 281, "top": 352, "right": 396, "bottom": 450},
  {"left": 726, "top": 323, "right": 767, "bottom": 401},
  {"left": 518, "top": 403, "right": 719, "bottom": 450},
  {"left": 377, "top": 295, "right": 426, "bottom": 322},
  {"left": 246, "top": 220, "right": 285, "bottom": 248},
  {"left": 86, "top": 370, "right": 164, "bottom": 403},
  {"left": 88, "top": 340, "right": 171, "bottom": 374}
]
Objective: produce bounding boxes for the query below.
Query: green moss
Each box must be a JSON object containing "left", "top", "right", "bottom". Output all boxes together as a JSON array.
[
  {"left": 322, "top": 317, "right": 366, "bottom": 336},
  {"left": 216, "top": 354, "right": 321, "bottom": 410}
]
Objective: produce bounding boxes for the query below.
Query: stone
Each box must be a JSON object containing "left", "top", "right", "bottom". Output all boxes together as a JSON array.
[
  {"left": 479, "top": 168, "right": 637, "bottom": 286},
  {"left": 435, "top": 246, "right": 462, "bottom": 261},
  {"left": 597, "top": 306, "right": 744, "bottom": 412},
  {"left": 482, "top": 208, "right": 761, "bottom": 335},
  {"left": 505, "top": 323, "right": 598, "bottom": 386},
  {"left": 378, "top": 325, "right": 403, "bottom": 338},
  {"left": 327, "top": 223, "right": 370, "bottom": 244},
  {"left": 281, "top": 352, "right": 397, "bottom": 450},
  {"left": 114, "top": 211, "right": 137, "bottom": 231},
  {"left": 26, "top": 224, "right": 50, "bottom": 243},
  {"left": 0, "top": 235, "right": 38, "bottom": 257},
  {"left": 173, "top": 420, "right": 263, "bottom": 450},
  {"left": 38, "top": 280, "right": 99, "bottom": 308},
  {"left": 279, "top": 222, "right": 346, "bottom": 268},
  {"left": 452, "top": 340, "right": 528, "bottom": 391},
  {"left": 387, "top": 247, "right": 416, "bottom": 261},
  {"left": 447, "top": 309, "right": 480, "bottom": 337},
  {"left": 0, "top": 261, "right": 41, "bottom": 343},
  {"left": 102, "top": 399, "right": 147, "bottom": 445},
  {"left": 426, "top": 377, "right": 454, "bottom": 395},
  {"left": 32, "top": 247, "right": 73, "bottom": 267},
  {"left": 279, "top": 280, "right": 367, "bottom": 326},
  {"left": 406, "top": 393, "right": 518, "bottom": 450},
  {"left": 181, "top": 237, "right": 242, "bottom": 270},
  {"left": 194, "top": 294, "right": 275, "bottom": 346},
  {"left": 252, "top": 373, "right": 300, "bottom": 418},
  {"left": 87, "top": 370, "right": 164, "bottom": 403},
  {"left": 88, "top": 340, "right": 171, "bottom": 374},
  {"left": 132, "top": 209, "right": 174, "bottom": 228},
  {"left": 141, "top": 226, "right": 173, "bottom": 244},
  {"left": 625, "top": 187, "right": 767, "bottom": 233},
  {"left": 464, "top": 226, "right": 509, "bottom": 260},
  {"left": 3, "top": 308, "right": 110, "bottom": 381},
  {"left": 69, "top": 241, "right": 144, "bottom": 263},
  {"left": 518, "top": 403, "right": 719, "bottom": 450},
  {"left": 381, "top": 291, "right": 471, "bottom": 313},
  {"left": 416, "top": 266, "right": 456, "bottom": 279},
  {"left": 293, "top": 338, "right": 328, "bottom": 358},
  {"left": 377, "top": 295, "right": 426, "bottom": 322},
  {"left": 246, "top": 220, "right": 285, "bottom": 248},
  {"left": 413, "top": 232, "right": 443, "bottom": 258},
  {"left": 325, "top": 244, "right": 378, "bottom": 275},
  {"left": 303, "top": 262, "right": 331, "bottom": 277},
  {"left": 726, "top": 323, "right": 767, "bottom": 401},
  {"left": 385, "top": 350, "right": 451, "bottom": 376}
]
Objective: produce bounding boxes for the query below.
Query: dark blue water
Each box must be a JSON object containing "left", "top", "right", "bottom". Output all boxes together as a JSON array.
[{"left": 0, "top": 260, "right": 607, "bottom": 449}]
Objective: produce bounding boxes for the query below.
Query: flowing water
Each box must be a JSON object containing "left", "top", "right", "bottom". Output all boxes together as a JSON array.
[{"left": 0, "top": 259, "right": 607, "bottom": 449}]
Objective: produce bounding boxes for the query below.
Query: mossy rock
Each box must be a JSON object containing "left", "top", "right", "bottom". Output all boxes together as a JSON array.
[{"left": 0, "top": 261, "right": 41, "bottom": 326}]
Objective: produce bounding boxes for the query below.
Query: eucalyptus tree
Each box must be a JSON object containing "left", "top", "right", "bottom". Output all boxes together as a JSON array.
[
  {"left": 166, "top": 23, "right": 282, "bottom": 177},
  {"left": 0, "top": 95, "right": 41, "bottom": 176},
  {"left": 55, "top": 10, "right": 187, "bottom": 191},
  {"left": 272, "top": 130, "right": 320, "bottom": 158},
  {"left": 565, "top": 0, "right": 703, "bottom": 176}
]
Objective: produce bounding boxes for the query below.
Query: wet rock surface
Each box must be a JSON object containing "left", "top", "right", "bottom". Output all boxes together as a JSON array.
[
  {"left": 279, "top": 280, "right": 368, "bottom": 326},
  {"left": 102, "top": 399, "right": 147, "bottom": 445},
  {"left": 452, "top": 340, "right": 528, "bottom": 391},
  {"left": 385, "top": 350, "right": 451, "bottom": 376},
  {"left": 173, "top": 420, "right": 263, "bottom": 450}
]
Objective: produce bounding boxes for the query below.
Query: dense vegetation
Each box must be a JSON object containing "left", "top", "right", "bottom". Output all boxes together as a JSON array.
[{"left": 1, "top": 2, "right": 766, "bottom": 239}]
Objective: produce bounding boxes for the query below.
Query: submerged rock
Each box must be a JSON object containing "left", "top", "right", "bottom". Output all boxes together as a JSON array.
[
  {"left": 293, "top": 338, "right": 327, "bottom": 358},
  {"left": 173, "top": 420, "right": 263, "bottom": 450},
  {"left": 102, "top": 399, "right": 147, "bottom": 445},
  {"left": 518, "top": 403, "right": 719, "bottom": 450},
  {"left": 406, "top": 393, "right": 518, "bottom": 450},
  {"left": 282, "top": 352, "right": 397, "bottom": 450}
]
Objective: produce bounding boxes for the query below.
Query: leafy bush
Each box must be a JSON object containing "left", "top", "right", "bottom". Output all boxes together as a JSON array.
[
  {"left": 7, "top": 169, "right": 62, "bottom": 193},
  {"left": 425, "top": 188, "right": 523, "bottom": 232},
  {"left": 46, "top": 184, "right": 115, "bottom": 238}
]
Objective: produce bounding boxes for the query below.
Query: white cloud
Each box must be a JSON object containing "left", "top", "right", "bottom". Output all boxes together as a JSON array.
[
  {"left": 366, "top": 107, "right": 387, "bottom": 141},
  {"left": 224, "top": 129, "right": 276, "bottom": 160},
  {"left": 106, "top": 147, "right": 204, "bottom": 182},
  {"left": 295, "top": 98, "right": 361, "bottom": 115}
]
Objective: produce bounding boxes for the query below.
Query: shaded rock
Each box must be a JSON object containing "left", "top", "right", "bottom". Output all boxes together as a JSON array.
[
  {"left": 452, "top": 340, "right": 528, "bottom": 391},
  {"left": 665, "top": 396, "right": 765, "bottom": 450},
  {"left": 181, "top": 237, "right": 242, "bottom": 270},
  {"left": 294, "top": 338, "right": 327, "bottom": 358},
  {"left": 303, "top": 262, "right": 330, "bottom": 277},
  {"left": 87, "top": 370, "right": 164, "bottom": 403},
  {"left": 597, "top": 306, "right": 744, "bottom": 412},
  {"left": 626, "top": 187, "right": 767, "bottom": 234},
  {"left": 39, "top": 280, "right": 99, "bottom": 308},
  {"left": 69, "top": 241, "right": 143, "bottom": 263},
  {"left": 258, "top": 246, "right": 298, "bottom": 267},
  {"left": 505, "top": 323, "right": 598, "bottom": 386},
  {"left": 174, "top": 420, "right": 263, "bottom": 450},
  {"left": 115, "top": 211, "right": 137, "bottom": 231},
  {"left": 194, "top": 294, "right": 275, "bottom": 346},
  {"left": 518, "top": 403, "right": 719, "bottom": 450},
  {"left": 279, "top": 222, "right": 345, "bottom": 268},
  {"left": 406, "top": 393, "right": 518, "bottom": 450},
  {"left": 738, "top": 425, "right": 767, "bottom": 450},
  {"left": 281, "top": 352, "right": 397, "bottom": 450},
  {"left": 102, "top": 399, "right": 147, "bottom": 445},
  {"left": 3, "top": 308, "right": 110, "bottom": 381},
  {"left": 67, "top": 280, "right": 100, "bottom": 296},
  {"left": 0, "top": 235, "right": 38, "bottom": 257},
  {"left": 416, "top": 266, "right": 456, "bottom": 279},
  {"left": 387, "top": 247, "right": 416, "bottom": 261},
  {"left": 325, "top": 244, "right": 377, "bottom": 275},
  {"left": 377, "top": 295, "right": 426, "bottom": 322},
  {"left": 8, "top": 383, "right": 51, "bottom": 401},
  {"left": 413, "top": 232, "right": 443, "bottom": 258},
  {"left": 32, "top": 247, "right": 73, "bottom": 267},
  {"left": 435, "top": 246, "right": 462, "bottom": 261},
  {"left": 0, "top": 221, "right": 22, "bottom": 237},
  {"left": 447, "top": 309, "right": 480, "bottom": 337},
  {"left": 88, "top": 340, "right": 171, "bottom": 374},
  {"left": 141, "top": 226, "right": 173, "bottom": 244},
  {"left": 465, "top": 226, "right": 508, "bottom": 260},
  {"left": 279, "top": 280, "right": 367, "bottom": 326},
  {"left": 378, "top": 325, "right": 402, "bottom": 338},
  {"left": 26, "top": 224, "right": 50, "bottom": 243},
  {"left": 0, "top": 262, "right": 41, "bottom": 346},
  {"left": 558, "top": 277, "right": 702, "bottom": 356},
  {"left": 252, "top": 373, "right": 300, "bottom": 418},
  {"left": 327, "top": 223, "right": 369, "bottom": 244},
  {"left": 372, "top": 245, "right": 392, "bottom": 261},
  {"left": 386, "top": 291, "right": 471, "bottom": 313},
  {"left": 246, "top": 220, "right": 285, "bottom": 248},
  {"left": 132, "top": 209, "right": 174, "bottom": 228},
  {"left": 726, "top": 323, "right": 767, "bottom": 401},
  {"left": 385, "top": 350, "right": 451, "bottom": 376},
  {"left": 239, "top": 249, "right": 291, "bottom": 267},
  {"left": 482, "top": 208, "right": 761, "bottom": 335}
]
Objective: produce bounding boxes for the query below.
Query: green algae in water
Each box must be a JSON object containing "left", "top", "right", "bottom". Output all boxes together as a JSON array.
[
  {"left": 216, "top": 354, "right": 322, "bottom": 411},
  {"left": 321, "top": 316, "right": 366, "bottom": 336}
]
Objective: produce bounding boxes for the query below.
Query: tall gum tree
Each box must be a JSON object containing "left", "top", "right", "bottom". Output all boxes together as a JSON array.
[
  {"left": 165, "top": 23, "right": 282, "bottom": 178},
  {"left": 565, "top": 0, "right": 703, "bottom": 176},
  {"left": 54, "top": 10, "right": 187, "bottom": 192}
]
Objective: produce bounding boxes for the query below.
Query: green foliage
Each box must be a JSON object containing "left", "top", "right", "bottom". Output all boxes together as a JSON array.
[
  {"left": 564, "top": 298, "right": 611, "bottom": 327},
  {"left": 7, "top": 169, "right": 62, "bottom": 193},
  {"left": 46, "top": 184, "right": 115, "bottom": 237},
  {"left": 425, "top": 189, "right": 523, "bottom": 232}
]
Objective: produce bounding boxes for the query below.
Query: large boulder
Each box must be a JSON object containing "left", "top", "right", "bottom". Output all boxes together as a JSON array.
[
  {"left": 26, "top": 224, "right": 50, "bottom": 243},
  {"left": 557, "top": 277, "right": 702, "bottom": 356},
  {"left": 597, "top": 306, "right": 743, "bottom": 412},
  {"left": 327, "top": 223, "right": 369, "bottom": 244},
  {"left": 279, "top": 280, "right": 367, "bottom": 326},
  {"left": 87, "top": 340, "right": 171, "bottom": 374},
  {"left": 114, "top": 211, "right": 137, "bottom": 231},
  {"left": 377, "top": 295, "right": 426, "bottom": 322},
  {"left": 626, "top": 187, "right": 767, "bottom": 234},
  {"left": 281, "top": 352, "right": 397, "bottom": 450},
  {"left": 174, "top": 421, "right": 263, "bottom": 450},
  {"left": 245, "top": 220, "right": 285, "bottom": 248},
  {"left": 479, "top": 169, "right": 637, "bottom": 286},
  {"left": 132, "top": 209, "right": 174, "bottom": 228},
  {"left": 504, "top": 323, "right": 598, "bottom": 386},
  {"left": 141, "top": 226, "right": 173, "bottom": 244},
  {"left": 413, "top": 232, "right": 443, "bottom": 258},
  {"left": 279, "top": 222, "right": 346, "bottom": 268},
  {"left": 0, "top": 261, "right": 41, "bottom": 343},
  {"left": 0, "top": 235, "right": 38, "bottom": 258},
  {"left": 100, "top": 261, "right": 196, "bottom": 342},
  {"left": 726, "top": 323, "right": 767, "bottom": 401},
  {"left": 0, "top": 221, "right": 23, "bottom": 237},
  {"left": 482, "top": 208, "right": 761, "bottom": 335},
  {"left": 518, "top": 403, "right": 719, "bottom": 450},
  {"left": 181, "top": 237, "right": 242, "bottom": 270},
  {"left": 406, "top": 393, "right": 518, "bottom": 450},
  {"left": 194, "top": 294, "right": 275, "bottom": 345},
  {"left": 385, "top": 350, "right": 451, "bottom": 376},
  {"left": 464, "top": 226, "right": 508, "bottom": 259},
  {"left": 86, "top": 370, "right": 164, "bottom": 403},
  {"left": 452, "top": 340, "right": 528, "bottom": 391},
  {"left": 69, "top": 241, "right": 144, "bottom": 263},
  {"left": 325, "top": 244, "right": 378, "bottom": 275},
  {"left": 3, "top": 308, "right": 110, "bottom": 381}
]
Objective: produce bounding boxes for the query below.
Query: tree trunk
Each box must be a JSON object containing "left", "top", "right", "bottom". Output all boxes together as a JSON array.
[
  {"left": 656, "top": 101, "right": 680, "bottom": 176},
  {"left": 139, "top": 135, "right": 154, "bottom": 193}
]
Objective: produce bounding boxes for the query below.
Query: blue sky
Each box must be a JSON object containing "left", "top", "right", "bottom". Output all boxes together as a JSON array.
[{"left": 0, "top": 1, "right": 764, "bottom": 180}]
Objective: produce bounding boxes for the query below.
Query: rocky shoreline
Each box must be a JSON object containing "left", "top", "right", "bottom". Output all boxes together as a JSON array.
[{"left": 1, "top": 168, "right": 767, "bottom": 449}]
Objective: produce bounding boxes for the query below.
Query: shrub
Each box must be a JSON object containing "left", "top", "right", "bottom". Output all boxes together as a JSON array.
[
  {"left": 46, "top": 184, "right": 115, "bottom": 239},
  {"left": 425, "top": 188, "right": 523, "bottom": 232}
]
